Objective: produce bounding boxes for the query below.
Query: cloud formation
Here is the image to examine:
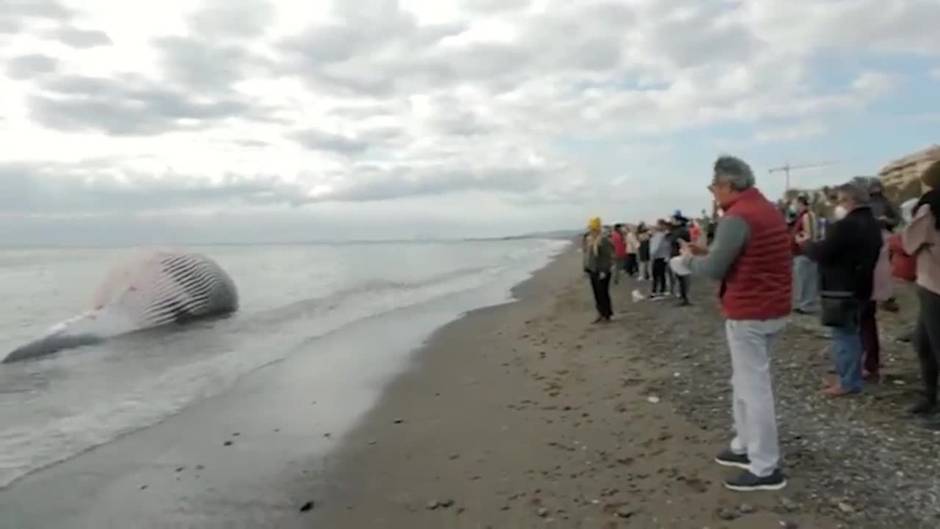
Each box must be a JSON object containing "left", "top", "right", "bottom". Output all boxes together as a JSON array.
[
  {"left": 2, "top": 0, "right": 939, "bottom": 243},
  {"left": 50, "top": 26, "right": 111, "bottom": 48},
  {"left": 6, "top": 54, "right": 58, "bottom": 79}
]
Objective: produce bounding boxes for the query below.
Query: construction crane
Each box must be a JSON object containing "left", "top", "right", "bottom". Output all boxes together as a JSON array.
[{"left": 768, "top": 161, "right": 839, "bottom": 191}]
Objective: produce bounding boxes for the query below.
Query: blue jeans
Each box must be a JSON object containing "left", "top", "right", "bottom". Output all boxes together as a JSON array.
[
  {"left": 792, "top": 255, "right": 819, "bottom": 312},
  {"left": 832, "top": 322, "right": 863, "bottom": 392}
]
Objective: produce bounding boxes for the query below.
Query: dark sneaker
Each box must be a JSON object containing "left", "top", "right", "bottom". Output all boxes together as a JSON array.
[
  {"left": 910, "top": 400, "right": 938, "bottom": 416},
  {"left": 714, "top": 449, "right": 750, "bottom": 470},
  {"left": 724, "top": 469, "right": 787, "bottom": 492}
]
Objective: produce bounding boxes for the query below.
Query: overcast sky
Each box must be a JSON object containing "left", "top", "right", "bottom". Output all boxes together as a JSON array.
[{"left": 2, "top": 0, "right": 939, "bottom": 245}]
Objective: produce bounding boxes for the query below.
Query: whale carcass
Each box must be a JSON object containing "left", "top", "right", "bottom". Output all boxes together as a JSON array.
[{"left": 3, "top": 251, "right": 239, "bottom": 363}]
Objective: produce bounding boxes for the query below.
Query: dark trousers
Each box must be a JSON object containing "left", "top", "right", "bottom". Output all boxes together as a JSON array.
[
  {"left": 589, "top": 271, "right": 613, "bottom": 319},
  {"left": 652, "top": 258, "right": 667, "bottom": 294},
  {"left": 860, "top": 301, "right": 880, "bottom": 375},
  {"left": 915, "top": 287, "right": 940, "bottom": 404},
  {"left": 625, "top": 254, "right": 638, "bottom": 276}
]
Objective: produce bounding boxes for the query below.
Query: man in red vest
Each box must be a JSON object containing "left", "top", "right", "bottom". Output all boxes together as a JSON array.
[{"left": 676, "top": 156, "right": 792, "bottom": 492}]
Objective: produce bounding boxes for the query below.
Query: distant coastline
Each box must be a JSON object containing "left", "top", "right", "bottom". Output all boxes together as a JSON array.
[{"left": 0, "top": 232, "right": 581, "bottom": 251}]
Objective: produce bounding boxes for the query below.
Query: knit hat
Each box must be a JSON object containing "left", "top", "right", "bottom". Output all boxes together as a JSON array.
[
  {"left": 588, "top": 217, "right": 602, "bottom": 231},
  {"left": 923, "top": 160, "right": 940, "bottom": 189}
]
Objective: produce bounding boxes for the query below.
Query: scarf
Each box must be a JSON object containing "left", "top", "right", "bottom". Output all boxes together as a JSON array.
[
  {"left": 587, "top": 232, "right": 602, "bottom": 256},
  {"left": 915, "top": 189, "right": 940, "bottom": 230}
]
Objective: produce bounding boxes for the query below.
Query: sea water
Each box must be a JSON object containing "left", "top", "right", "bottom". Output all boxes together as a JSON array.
[{"left": 0, "top": 239, "right": 568, "bottom": 488}]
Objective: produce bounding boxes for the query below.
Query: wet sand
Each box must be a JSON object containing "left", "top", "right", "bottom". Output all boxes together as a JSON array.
[{"left": 307, "top": 250, "right": 842, "bottom": 529}]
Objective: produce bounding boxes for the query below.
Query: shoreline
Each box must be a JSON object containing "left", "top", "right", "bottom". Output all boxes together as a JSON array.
[
  {"left": 0, "top": 245, "right": 930, "bottom": 528},
  {"left": 0, "top": 243, "right": 570, "bottom": 529}
]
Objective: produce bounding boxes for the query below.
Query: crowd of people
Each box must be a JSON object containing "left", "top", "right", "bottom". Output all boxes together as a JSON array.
[
  {"left": 580, "top": 155, "right": 940, "bottom": 492},
  {"left": 582, "top": 212, "right": 703, "bottom": 314}
]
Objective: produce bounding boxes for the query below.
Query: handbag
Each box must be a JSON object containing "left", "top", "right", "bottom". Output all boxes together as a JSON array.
[
  {"left": 888, "top": 234, "right": 917, "bottom": 282},
  {"left": 819, "top": 290, "right": 860, "bottom": 328}
]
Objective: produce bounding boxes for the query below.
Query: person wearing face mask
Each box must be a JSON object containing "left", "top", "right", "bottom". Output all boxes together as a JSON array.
[
  {"left": 674, "top": 156, "right": 791, "bottom": 492},
  {"left": 584, "top": 217, "right": 615, "bottom": 323},
  {"left": 902, "top": 160, "right": 940, "bottom": 420},
  {"left": 790, "top": 195, "right": 820, "bottom": 315},
  {"left": 798, "top": 179, "right": 883, "bottom": 397}
]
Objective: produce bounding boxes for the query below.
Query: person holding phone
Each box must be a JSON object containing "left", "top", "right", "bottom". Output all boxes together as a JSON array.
[{"left": 674, "top": 156, "right": 791, "bottom": 492}]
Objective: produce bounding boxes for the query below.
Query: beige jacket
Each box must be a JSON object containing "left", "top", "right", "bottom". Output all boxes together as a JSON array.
[{"left": 903, "top": 204, "right": 940, "bottom": 295}]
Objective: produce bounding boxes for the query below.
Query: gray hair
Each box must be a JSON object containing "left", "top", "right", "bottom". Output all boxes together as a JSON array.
[
  {"left": 713, "top": 156, "right": 755, "bottom": 191},
  {"left": 837, "top": 178, "right": 871, "bottom": 205}
]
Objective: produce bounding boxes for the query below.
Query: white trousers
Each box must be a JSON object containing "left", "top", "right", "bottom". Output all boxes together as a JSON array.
[{"left": 726, "top": 318, "right": 787, "bottom": 477}]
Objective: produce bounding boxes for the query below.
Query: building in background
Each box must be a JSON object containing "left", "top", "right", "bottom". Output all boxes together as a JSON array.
[{"left": 879, "top": 145, "right": 940, "bottom": 203}]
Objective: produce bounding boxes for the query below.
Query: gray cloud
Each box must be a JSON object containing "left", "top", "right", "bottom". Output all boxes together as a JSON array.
[
  {"left": 152, "top": 1, "right": 276, "bottom": 93},
  {"left": 0, "top": 18, "right": 20, "bottom": 33},
  {"left": 6, "top": 53, "right": 58, "bottom": 79},
  {"left": 315, "top": 161, "right": 555, "bottom": 202},
  {"left": 291, "top": 129, "right": 370, "bottom": 155},
  {"left": 646, "top": 7, "right": 764, "bottom": 68},
  {"left": 278, "top": 1, "right": 637, "bottom": 97},
  {"left": 0, "top": 0, "right": 73, "bottom": 34},
  {"left": 50, "top": 26, "right": 112, "bottom": 48},
  {"left": 2, "top": 0, "right": 72, "bottom": 20},
  {"left": 280, "top": 1, "right": 466, "bottom": 96},
  {"left": 0, "top": 162, "right": 309, "bottom": 215},
  {"left": 189, "top": 0, "right": 275, "bottom": 39},
  {"left": 29, "top": 74, "right": 256, "bottom": 135},
  {"left": 459, "top": 0, "right": 530, "bottom": 13},
  {"left": 290, "top": 125, "right": 404, "bottom": 155},
  {"left": 154, "top": 36, "right": 251, "bottom": 90}
]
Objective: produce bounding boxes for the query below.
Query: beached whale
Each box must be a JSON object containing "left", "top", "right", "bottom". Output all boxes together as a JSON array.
[{"left": 3, "top": 251, "right": 239, "bottom": 363}]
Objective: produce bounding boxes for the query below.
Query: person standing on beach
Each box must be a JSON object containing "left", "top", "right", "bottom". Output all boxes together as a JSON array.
[
  {"left": 650, "top": 221, "right": 670, "bottom": 298},
  {"left": 585, "top": 217, "right": 614, "bottom": 323},
  {"left": 676, "top": 155, "right": 791, "bottom": 491},
  {"left": 611, "top": 224, "right": 627, "bottom": 285},
  {"left": 798, "top": 180, "right": 882, "bottom": 397},
  {"left": 637, "top": 224, "right": 652, "bottom": 281},
  {"left": 902, "top": 161, "right": 940, "bottom": 418},
  {"left": 668, "top": 213, "right": 693, "bottom": 306},
  {"left": 625, "top": 226, "right": 640, "bottom": 279},
  {"left": 790, "top": 195, "right": 820, "bottom": 315}
]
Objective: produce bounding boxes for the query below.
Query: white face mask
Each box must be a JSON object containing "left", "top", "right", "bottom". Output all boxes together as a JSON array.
[{"left": 833, "top": 205, "right": 848, "bottom": 220}]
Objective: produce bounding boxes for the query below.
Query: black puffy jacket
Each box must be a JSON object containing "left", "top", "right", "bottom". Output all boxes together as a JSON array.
[{"left": 805, "top": 206, "right": 883, "bottom": 301}]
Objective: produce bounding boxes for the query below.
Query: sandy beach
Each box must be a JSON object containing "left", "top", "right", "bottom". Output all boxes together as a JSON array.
[{"left": 1, "top": 246, "right": 936, "bottom": 529}]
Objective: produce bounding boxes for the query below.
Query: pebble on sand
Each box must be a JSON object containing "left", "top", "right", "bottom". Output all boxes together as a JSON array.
[
  {"left": 223, "top": 441, "right": 233, "bottom": 447},
  {"left": 717, "top": 508, "right": 738, "bottom": 521},
  {"left": 299, "top": 501, "right": 315, "bottom": 513},
  {"left": 393, "top": 418, "right": 405, "bottom": 424},
  {"left": 647, "top": 396, "right": 661, "bottom": 404}
]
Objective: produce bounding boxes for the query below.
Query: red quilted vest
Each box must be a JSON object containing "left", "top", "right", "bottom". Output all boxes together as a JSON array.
[{"left": 720, "top": 188, "right": 793, "bottom": 320}]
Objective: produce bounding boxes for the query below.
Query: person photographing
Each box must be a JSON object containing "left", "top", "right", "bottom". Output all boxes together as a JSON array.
[{"left": 674, "top": 156, "right": 791, "bottom": 491}]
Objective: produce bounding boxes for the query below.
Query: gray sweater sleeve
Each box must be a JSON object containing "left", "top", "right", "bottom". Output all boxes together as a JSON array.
[{"left": 689, "top": 216, "right": 750, "bottom": 281}]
